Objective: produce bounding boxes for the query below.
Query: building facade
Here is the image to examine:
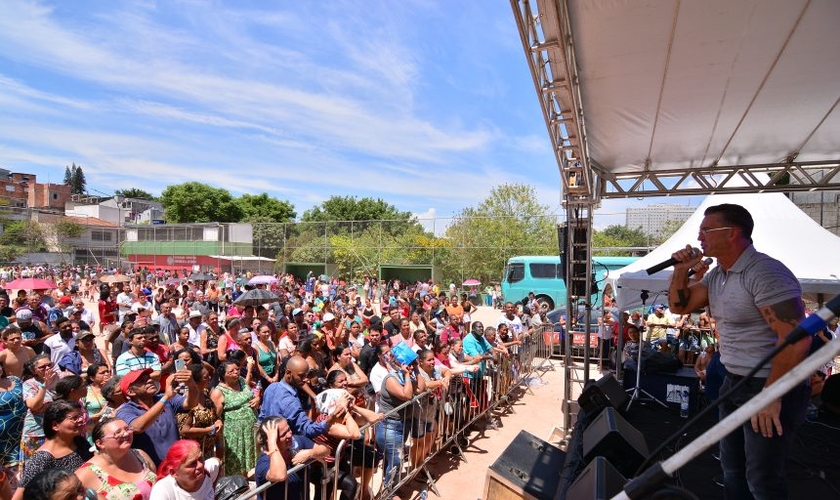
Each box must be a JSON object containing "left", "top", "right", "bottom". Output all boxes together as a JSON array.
[{"left": 626, "top": 203, "right": 695, "bottom": 236}]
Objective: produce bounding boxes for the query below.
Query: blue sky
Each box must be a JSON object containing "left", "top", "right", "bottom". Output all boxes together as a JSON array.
[{"left": 0, "top": 0, "right": 678, "bottom": 229}]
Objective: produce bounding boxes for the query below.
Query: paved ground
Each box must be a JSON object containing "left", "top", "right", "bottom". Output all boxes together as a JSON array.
[{"left": 394, "top": 306, "right": 568, "bottom": 500}]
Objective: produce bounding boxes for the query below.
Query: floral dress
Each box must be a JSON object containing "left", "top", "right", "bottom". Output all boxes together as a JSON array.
[
  {"left": 0, "top": 376, "right": 26, "bottom": 468},
  {"left": 80, "top": 450, "right": 157, "bottom": 500},
  {"left": 21, "top": 378, "right": 55, "bottom": 462},
  {"left": 217, "top": 378, "right": 257, "bottom": 475}
]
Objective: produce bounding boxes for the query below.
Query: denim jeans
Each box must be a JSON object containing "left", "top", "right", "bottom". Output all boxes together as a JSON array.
[
  {"left": 718, "top": 374, "right": 810, "bottom": 499},
  {"left": 375, "top": 418, "right": 407, "bottom": 487}
]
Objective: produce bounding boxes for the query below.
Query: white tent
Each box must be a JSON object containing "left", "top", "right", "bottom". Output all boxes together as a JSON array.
[{"left": 608, "top": 193, "right": 840, "bottom": 312}]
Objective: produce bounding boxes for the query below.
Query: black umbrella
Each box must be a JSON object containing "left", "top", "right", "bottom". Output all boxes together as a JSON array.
[
  {"left": 188, "top": 272, "right": 213, "bottom": 282},
  {"left": 233, "top": 288, "right": 279, "bottom": 307}
]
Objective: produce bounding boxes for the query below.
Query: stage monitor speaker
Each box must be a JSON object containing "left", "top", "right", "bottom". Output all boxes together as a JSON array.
[
  {"left": 579, "top": 374, "right": 628, "bottom": 416},
  {"left": 484, "top": 430, "right": 566, "bottom": 500},
  {"left": 563, "top": 456, "right": 626, "bottom": 500},
  {"left": 583, "top": 407, "right": 649, "bottom": 478}
]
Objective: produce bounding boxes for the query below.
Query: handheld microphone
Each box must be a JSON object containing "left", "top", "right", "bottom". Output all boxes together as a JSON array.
[
  {"left": 646, "top": 248, "right": 700, "bottom": 275},
  {"left": 687, "top": 258, "right": 714, "bottom": 277}
]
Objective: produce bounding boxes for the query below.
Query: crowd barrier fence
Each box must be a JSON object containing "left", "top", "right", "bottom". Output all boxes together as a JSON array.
[{"left": 235, "top": 322, "right": 558, "bottom": 500}]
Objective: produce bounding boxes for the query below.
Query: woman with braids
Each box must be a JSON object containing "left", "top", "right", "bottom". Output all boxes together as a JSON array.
[{"left": 75, "top": 417, "right": 157, "bottom": 500}]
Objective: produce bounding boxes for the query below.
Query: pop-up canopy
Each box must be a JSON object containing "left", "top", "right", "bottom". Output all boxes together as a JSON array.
[{"left": 607, "top": 192, "right": 840, "bottom": 311}]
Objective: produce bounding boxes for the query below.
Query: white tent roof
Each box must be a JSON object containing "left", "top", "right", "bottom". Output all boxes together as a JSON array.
[
  {"left": 570, "top": 0, "right": 840, "bottom": 183},
  {"left": 608, "top": 193, "right": 840, "bottom": 311}
]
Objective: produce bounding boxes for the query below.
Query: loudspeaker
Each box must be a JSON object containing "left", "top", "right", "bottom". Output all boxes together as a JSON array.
[
  {"left": 484, "top": 430, "right": 566, "bottom": 500},
  {"left": 579, "top": 374, "right": 628, "bottom": 416},
  {"left": 564, "top": 456, "right": 627, "bottom": 500},
  {"left": 583, "top": 407, "right": 648, "bottom": 478}
]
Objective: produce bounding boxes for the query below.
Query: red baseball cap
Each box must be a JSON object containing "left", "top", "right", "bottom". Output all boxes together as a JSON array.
[{"left": 120, "top": 368, "right": 153, "bottom": 394}]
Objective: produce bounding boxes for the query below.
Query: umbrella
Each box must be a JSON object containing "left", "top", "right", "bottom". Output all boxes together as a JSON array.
[
  {"left": 233, "top": 289, "right": 279, "bottom": 307},
  {"left": 188, "top": 272, "right": 213, "bottom": 282},
  {"left": 100, "top": 274, "right": 131, "bottom": 284},
  {"left": 248, "top": 275, "right": 279, "bottom": 286},
  {"left": 164, "top": 277, "right": 185, "bottom": 286},
  {"left": 4, "top": 278, "right": 57, "bottom": 290},
  {"left": 462, "top": 279, "right": 481, "bottom": 286}
]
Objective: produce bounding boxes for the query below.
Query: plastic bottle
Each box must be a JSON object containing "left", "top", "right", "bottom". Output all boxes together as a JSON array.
[
  {"left": 420, "top": 489, "right": 428, "bottom": 500},
  {"left": 253, "top": 381, "right": 262, "bottom": 399},
  {"left": 680, "top": 389, "right": 689, "bottom": 418}
]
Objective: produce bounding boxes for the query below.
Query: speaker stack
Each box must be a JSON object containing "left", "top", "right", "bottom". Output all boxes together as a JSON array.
[
  {"left": 562, "top": 374, "right": 649, "bottom": 500},
  {"left": 482, "top": 375, "right": 651, "bottom": 499}
]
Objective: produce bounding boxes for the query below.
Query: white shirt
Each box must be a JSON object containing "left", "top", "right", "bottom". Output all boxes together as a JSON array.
[
  {"left": 149, "top": 458, "right": 220, "bottom": 500},
  {"left": 45, "top": 334, "right": 75, "bottom": 366},
  {"left": 78, "top": 308, "right": 96, "bottom": 327},
  {"left": 496, "top": 314, "right": 524, "bottom": 338},
  {"left": 369, "top": 362, "right": 390, "bottom": 412}
]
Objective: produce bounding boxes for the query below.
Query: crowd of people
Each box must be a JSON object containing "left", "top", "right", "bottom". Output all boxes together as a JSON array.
[{"left": 0, "top": 266, "right": 547, "bottom": 500}]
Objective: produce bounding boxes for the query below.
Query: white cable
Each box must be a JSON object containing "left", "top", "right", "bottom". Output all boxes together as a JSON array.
[{"left": 611, "top": 336, "right": 840, "bottom": 500}]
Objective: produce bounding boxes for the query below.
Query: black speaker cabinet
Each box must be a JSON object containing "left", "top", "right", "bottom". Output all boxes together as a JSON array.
[
  {"left": 579, "top": 374, "right": 628, "bottom": 416},
  {"left": 564, "top": 456, "right": 627, "bottom": 500},
  {"left": 583, "top": 406, "right": 649, "bottom": 478},
  {"left": 484, "top": 430, "right": 566, "bottom": 500}
]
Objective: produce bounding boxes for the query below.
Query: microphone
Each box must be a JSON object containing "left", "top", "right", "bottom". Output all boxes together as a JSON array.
[
  {"left": 645, "top": 248, "right": 700, "bottom": 275},
  {"left": 687, "top": 258, "right": 714, "bottom": 277}
]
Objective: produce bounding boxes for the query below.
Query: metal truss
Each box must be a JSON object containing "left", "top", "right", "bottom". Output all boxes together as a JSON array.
[
  {"left": 511, "top": 0, "right": 597, "bottom": 207},
  {"left": 595, "top": 160, "right": 840, "bottom": 198}
]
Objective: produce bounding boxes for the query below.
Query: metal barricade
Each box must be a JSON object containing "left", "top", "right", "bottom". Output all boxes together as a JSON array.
[
  {"left": 239, "top": 334, "right": 553, "bottom": 500},
  {"left": 235, "top": 459, "right": 328, "bottom": 500}
]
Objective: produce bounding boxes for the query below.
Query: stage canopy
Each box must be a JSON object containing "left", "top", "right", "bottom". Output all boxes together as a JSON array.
[
  {"left": 606, "top": 192, "right": 840, "bottom": 311},
  {"left": 513, "top": 0, "right": 840, "bottom": 200}
]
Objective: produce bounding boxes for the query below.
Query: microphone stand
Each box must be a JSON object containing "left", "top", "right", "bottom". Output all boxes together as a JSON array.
[{"left": 625, "top": 290, "right": 668, "bottom": 411}]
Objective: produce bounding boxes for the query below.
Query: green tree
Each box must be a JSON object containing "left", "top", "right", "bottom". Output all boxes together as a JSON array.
[
  {"left": 592, "top": 224, "right": 649, "bottom": 251},
  {"left": 236, "top": 193, "right": 296, "bottom": 222},
  {"left": 301, "top": 196, "right": 416, "bottom": 236},
  {"left": 0, "top": 219, "right": 46, "bottom": 255},
  {"left": 160, "top": 182, "right": 243, "bottom": 223},
  {"left": 69, "top": 164, "right": 86, "bottom": 195},
  {"left": 443, "top": 183, "right": 557, "bottom": 284},
  {"left": 116, "top": 188, "right": 156, "bottom": 201},
  {"left": 63, "top": 166, "right": 72, "bottom": 186},
  {"left": 249, "top": 215, "right": 291, "bottom": 259},
  {"left": 652, "top": 219, "right": 684, "bottom": 245},
  {"left": 43, "top": 220, "right": 85, "bottom": 254}
]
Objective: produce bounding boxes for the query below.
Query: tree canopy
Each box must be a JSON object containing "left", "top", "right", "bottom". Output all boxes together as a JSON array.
[
  {"left": 443, "top": 183, "right": 558, "bottom": 284},
  {"left": 237, "top": 193, "right": 296, "bottom": 222},
  {"left": 116, "top": 188, "right": 156, "bottom": 201},
  {"left": 302, "top": 196, "right": 414, "bottom": 224},
  {"left": 592, "top": 224, "right": 650, "bottom": 251},
  {"left": 63, "top": 163, "right": 86, "bottom": 195},
  {"left": 160, "top": 182, "right": 243, "bottom": 223}
]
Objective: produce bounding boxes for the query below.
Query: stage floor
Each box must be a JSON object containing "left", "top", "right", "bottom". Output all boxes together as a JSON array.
[{"left": 624, "top": 398, "right": 840, "bottom": 498}]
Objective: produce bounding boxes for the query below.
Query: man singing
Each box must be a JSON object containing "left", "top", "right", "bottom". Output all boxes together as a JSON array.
[{"left": 667, "top": 203, "right": 810, "bottom": 499}]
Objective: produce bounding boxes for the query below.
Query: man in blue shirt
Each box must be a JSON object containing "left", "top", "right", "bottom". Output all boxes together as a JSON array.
[
  {"left": 259, "top": 356, "right": 343, "bottom": 438},
  {"left": 116, "top": 367, "right": 197, "bottom": 465},
  {"left": 462, "top": 321, "right": 496, "bottom": 424}
]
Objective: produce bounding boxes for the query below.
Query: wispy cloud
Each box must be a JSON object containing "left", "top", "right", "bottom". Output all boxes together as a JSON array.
[{"left": 0, "top": 0, "right": 559, "bottom": 222}]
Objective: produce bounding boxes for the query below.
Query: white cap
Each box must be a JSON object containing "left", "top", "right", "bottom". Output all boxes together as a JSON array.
[
  {"left": 188, "top": 310, "right": 202, "bottom": 319},
  {"left": 323, "top": 312, "right": 336, "bottom": 322}
]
